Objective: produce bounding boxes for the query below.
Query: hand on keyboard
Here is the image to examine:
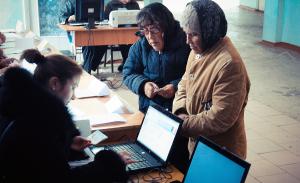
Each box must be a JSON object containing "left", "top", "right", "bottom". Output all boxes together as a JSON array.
[{"left": 119, "top": 151, "right": 137, "bottom": 164}]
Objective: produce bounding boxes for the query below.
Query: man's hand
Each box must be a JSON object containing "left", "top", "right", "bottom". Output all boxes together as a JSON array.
[
  {"left": 144, "top": 82, "right": 159, "bottom": 99},
  {"left": 157, "top": 84, "right": 175, "bottom": 99},
  {"left": 71, "top": 136, "right": 91, "bottom": 151},
  {"left": 68, "top": 15, "right": 76, "bottom": 22}
]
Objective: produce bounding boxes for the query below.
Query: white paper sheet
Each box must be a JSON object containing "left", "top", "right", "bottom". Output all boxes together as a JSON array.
[
  {"left": 86, "top": 130, "right": 108, "bottom": 145},
  {"left": 75, "top": 79, "right": 110, "bottom": 98},
  {"left": 105, "top": 95, "right": 126, "bottom": 114},
  {"left": 89, "top": 113, "right": 126, "bottom": 127}
]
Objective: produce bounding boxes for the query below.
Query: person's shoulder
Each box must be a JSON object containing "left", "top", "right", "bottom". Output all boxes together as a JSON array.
[{"left": 132, "top": 37, "right": 147, "bottom": 49}]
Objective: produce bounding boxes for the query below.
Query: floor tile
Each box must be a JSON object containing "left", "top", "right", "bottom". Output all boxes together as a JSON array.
[
  {"left": 280, "top": 141, "right": 300, "bottom": 156},
  {"left": 264, "top": 130, "right": 300, "bottom": 144},
  {"left": 260, "top": 150, "right": 300, "bottom": 166},
  {"left": 249, "top": 159, "right": 285, "bottom": 177},
  {"left": 246, "top": 100, "right": 282, "bottom": 117},
  {"left": 281, "top": 163, "right": 300, "bottom": 180},
  {"left": 248, "top": 123, "right": 284, "bottom": 138},
  {"left": 248, "top": 139, "right": 284, "bottom": 154},
  {"left": 246, "top": 129, "right": 265, "bottom": 140},
  {"left": 263, "top": 115, "right": 300, "bottom": 126},
  {"left": 246, "top": 175, "right": 261, "bottom": 183},
  {"left": 246, "top": 150, "right": 264, "bottom": 163},
  {"left": 281, "top": 124, "right": 300, "bottom": 138},
  {"left": 257, "top": 173, "right": 300, "bottom": 183}
]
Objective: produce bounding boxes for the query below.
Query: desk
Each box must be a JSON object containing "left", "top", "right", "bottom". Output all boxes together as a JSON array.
[
  {"left": 59, "top": 24, "right": 139, "bottom": 47},
  {"left": 70, "top": 72, "right": 143, "bottom": 143}
]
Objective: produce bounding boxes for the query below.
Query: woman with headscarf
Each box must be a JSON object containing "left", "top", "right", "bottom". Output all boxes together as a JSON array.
[{"left": 173, "top": 0, "right": 250, "bottom": 159}]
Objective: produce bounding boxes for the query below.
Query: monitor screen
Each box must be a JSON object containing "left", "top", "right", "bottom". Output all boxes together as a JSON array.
[
  {"left": 75, "top": 0, "right": 104, "bottom": 23},
  {"left": 183, "top": 141, "right": 249, "bottom": 183},
  {"left": 137, "top": 106, "right": 180, "bottom": 161}
]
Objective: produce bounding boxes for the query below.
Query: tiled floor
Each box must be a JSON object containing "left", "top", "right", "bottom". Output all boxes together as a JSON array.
[
  {"left": 107, "top": 4, "right": 300, "bottom": 183},
  {"left": 244, "top": 100, "right": 300, "bottom": 182}
]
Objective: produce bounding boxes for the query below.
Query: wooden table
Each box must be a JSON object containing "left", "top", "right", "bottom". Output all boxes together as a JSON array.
[{"left": 58, "top": 24, "right": 139, "bottom": 47}]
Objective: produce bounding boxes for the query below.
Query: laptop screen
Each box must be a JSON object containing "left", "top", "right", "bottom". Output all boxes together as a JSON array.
[
  {"left": 183, "top": 138, "right": 250, "bottom": 183},
  {"left": 137, "top": 106, "right": 180, "bottom": 161}
]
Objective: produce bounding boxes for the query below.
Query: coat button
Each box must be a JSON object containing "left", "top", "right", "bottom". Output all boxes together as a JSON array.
[{"left": 189, "top": 74, "right": 194, "bottom": 80}]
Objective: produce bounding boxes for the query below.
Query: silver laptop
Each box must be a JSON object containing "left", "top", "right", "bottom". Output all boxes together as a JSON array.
[{"left": 88, "top": 105, "right": 182, "bottom": 173}]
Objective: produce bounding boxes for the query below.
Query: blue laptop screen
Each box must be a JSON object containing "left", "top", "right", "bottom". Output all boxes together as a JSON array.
[{"left": 184, "top": 142, "right": 246, "bottom": 183}]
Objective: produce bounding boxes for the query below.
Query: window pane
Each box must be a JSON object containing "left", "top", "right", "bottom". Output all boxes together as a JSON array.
[
  {"left": 38, "top": 0, "right": 64, "bottom": 36},
  {"left": 0, "top": 0, "right": 23, "bottom": 29}
]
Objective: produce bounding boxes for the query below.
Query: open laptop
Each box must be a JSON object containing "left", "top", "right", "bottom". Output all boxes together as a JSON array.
[
  {"left": 87, "top": 105, "right": 182, "bottom": 173},
  {"left": 181, "top": 136, "right": 251, "bottom": 183}
]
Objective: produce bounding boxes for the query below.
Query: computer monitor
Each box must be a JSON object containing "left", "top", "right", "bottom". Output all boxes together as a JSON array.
[
  {"left": 75, "top": 0, "right": 104, "bottom": 29},
  {"left": 182, "top": 136, "right": 251, "bottom": 183}
]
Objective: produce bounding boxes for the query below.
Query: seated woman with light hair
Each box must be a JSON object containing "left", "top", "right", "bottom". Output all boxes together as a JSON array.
[{"left": 173, "top": 0, "right": 250, "bottom": 159}]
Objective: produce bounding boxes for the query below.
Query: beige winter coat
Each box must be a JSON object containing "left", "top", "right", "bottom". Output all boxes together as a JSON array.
[{"left": 173, "top": 37, "right": 250, "bottom": 159}]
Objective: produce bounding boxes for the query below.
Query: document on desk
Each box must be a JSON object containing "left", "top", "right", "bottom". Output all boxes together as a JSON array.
[
  {"left": 75, "top": 79, "right": 110, "bottom": 98},
  {"left": 89, "top": 113, "right": 126, "bottom": 127},
  {"left": 105, "top": 95, "right": 126, "bottom": 114}
]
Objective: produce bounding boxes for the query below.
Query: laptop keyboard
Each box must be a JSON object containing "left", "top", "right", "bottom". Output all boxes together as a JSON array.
[{"left": 106, "top": 144, "right": 153, "bottom": 170}]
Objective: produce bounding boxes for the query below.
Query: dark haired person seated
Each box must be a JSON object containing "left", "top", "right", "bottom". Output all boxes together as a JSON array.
[{"left": 0, "top": 67, "right": 128, "bottom": 183}]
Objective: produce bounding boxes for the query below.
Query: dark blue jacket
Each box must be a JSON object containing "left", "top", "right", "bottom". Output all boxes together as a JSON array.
[{"left": 123, "top": 22, "right": 190, "bottom": 113}]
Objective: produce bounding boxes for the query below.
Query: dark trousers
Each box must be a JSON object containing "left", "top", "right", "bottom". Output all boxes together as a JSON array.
[
  {"left": 82, "top": 44, "right": 131, "bottom": 73},
  {"left": 82, "top": 46, "right": 107, "bottom": 73},
  {"left": 119, "top": 45, "right": 131, "bottom": 66}
]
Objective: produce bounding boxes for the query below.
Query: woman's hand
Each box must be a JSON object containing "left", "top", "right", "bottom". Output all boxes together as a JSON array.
[
  {"left": 157, "top": 84, "right": 175, "bottom": 99},
  {"left": 0, "top": 58, "right": 17, "bottom": 69},
  {"left": 177, "top": 113, "right": 188, "bottom": 121},
  {"left": 118, "top": 151, "right": 137, "bottom": 164},
  {"left": 144, "top": 82, "right": 159, "bottom": 98},
  {"left": 71, "top": 136, "right": 91, "bottom": 151}
]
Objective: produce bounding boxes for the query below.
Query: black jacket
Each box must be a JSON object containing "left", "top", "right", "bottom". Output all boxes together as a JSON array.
[
  {"left": 0, "top": 68, "right": 127, "bottom": 183},
  {"left": 59, "top": 0, "right": 76, "bottom": 23},
  {"left": 104, "top": 0, "right": 140, "bottom": 19}
]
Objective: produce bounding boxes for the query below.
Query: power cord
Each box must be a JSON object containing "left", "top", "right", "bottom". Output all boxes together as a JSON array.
[
  {"left": 101, "top": 77, "right": 123, "bottom": 89},
  {"left": 141, "top": 167, "right": 174, "bottom": 183}
]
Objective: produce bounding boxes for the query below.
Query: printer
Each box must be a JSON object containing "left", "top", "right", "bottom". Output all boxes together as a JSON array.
[{"left": 109, "top": 10, "right": 140, "bottom": 27}]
